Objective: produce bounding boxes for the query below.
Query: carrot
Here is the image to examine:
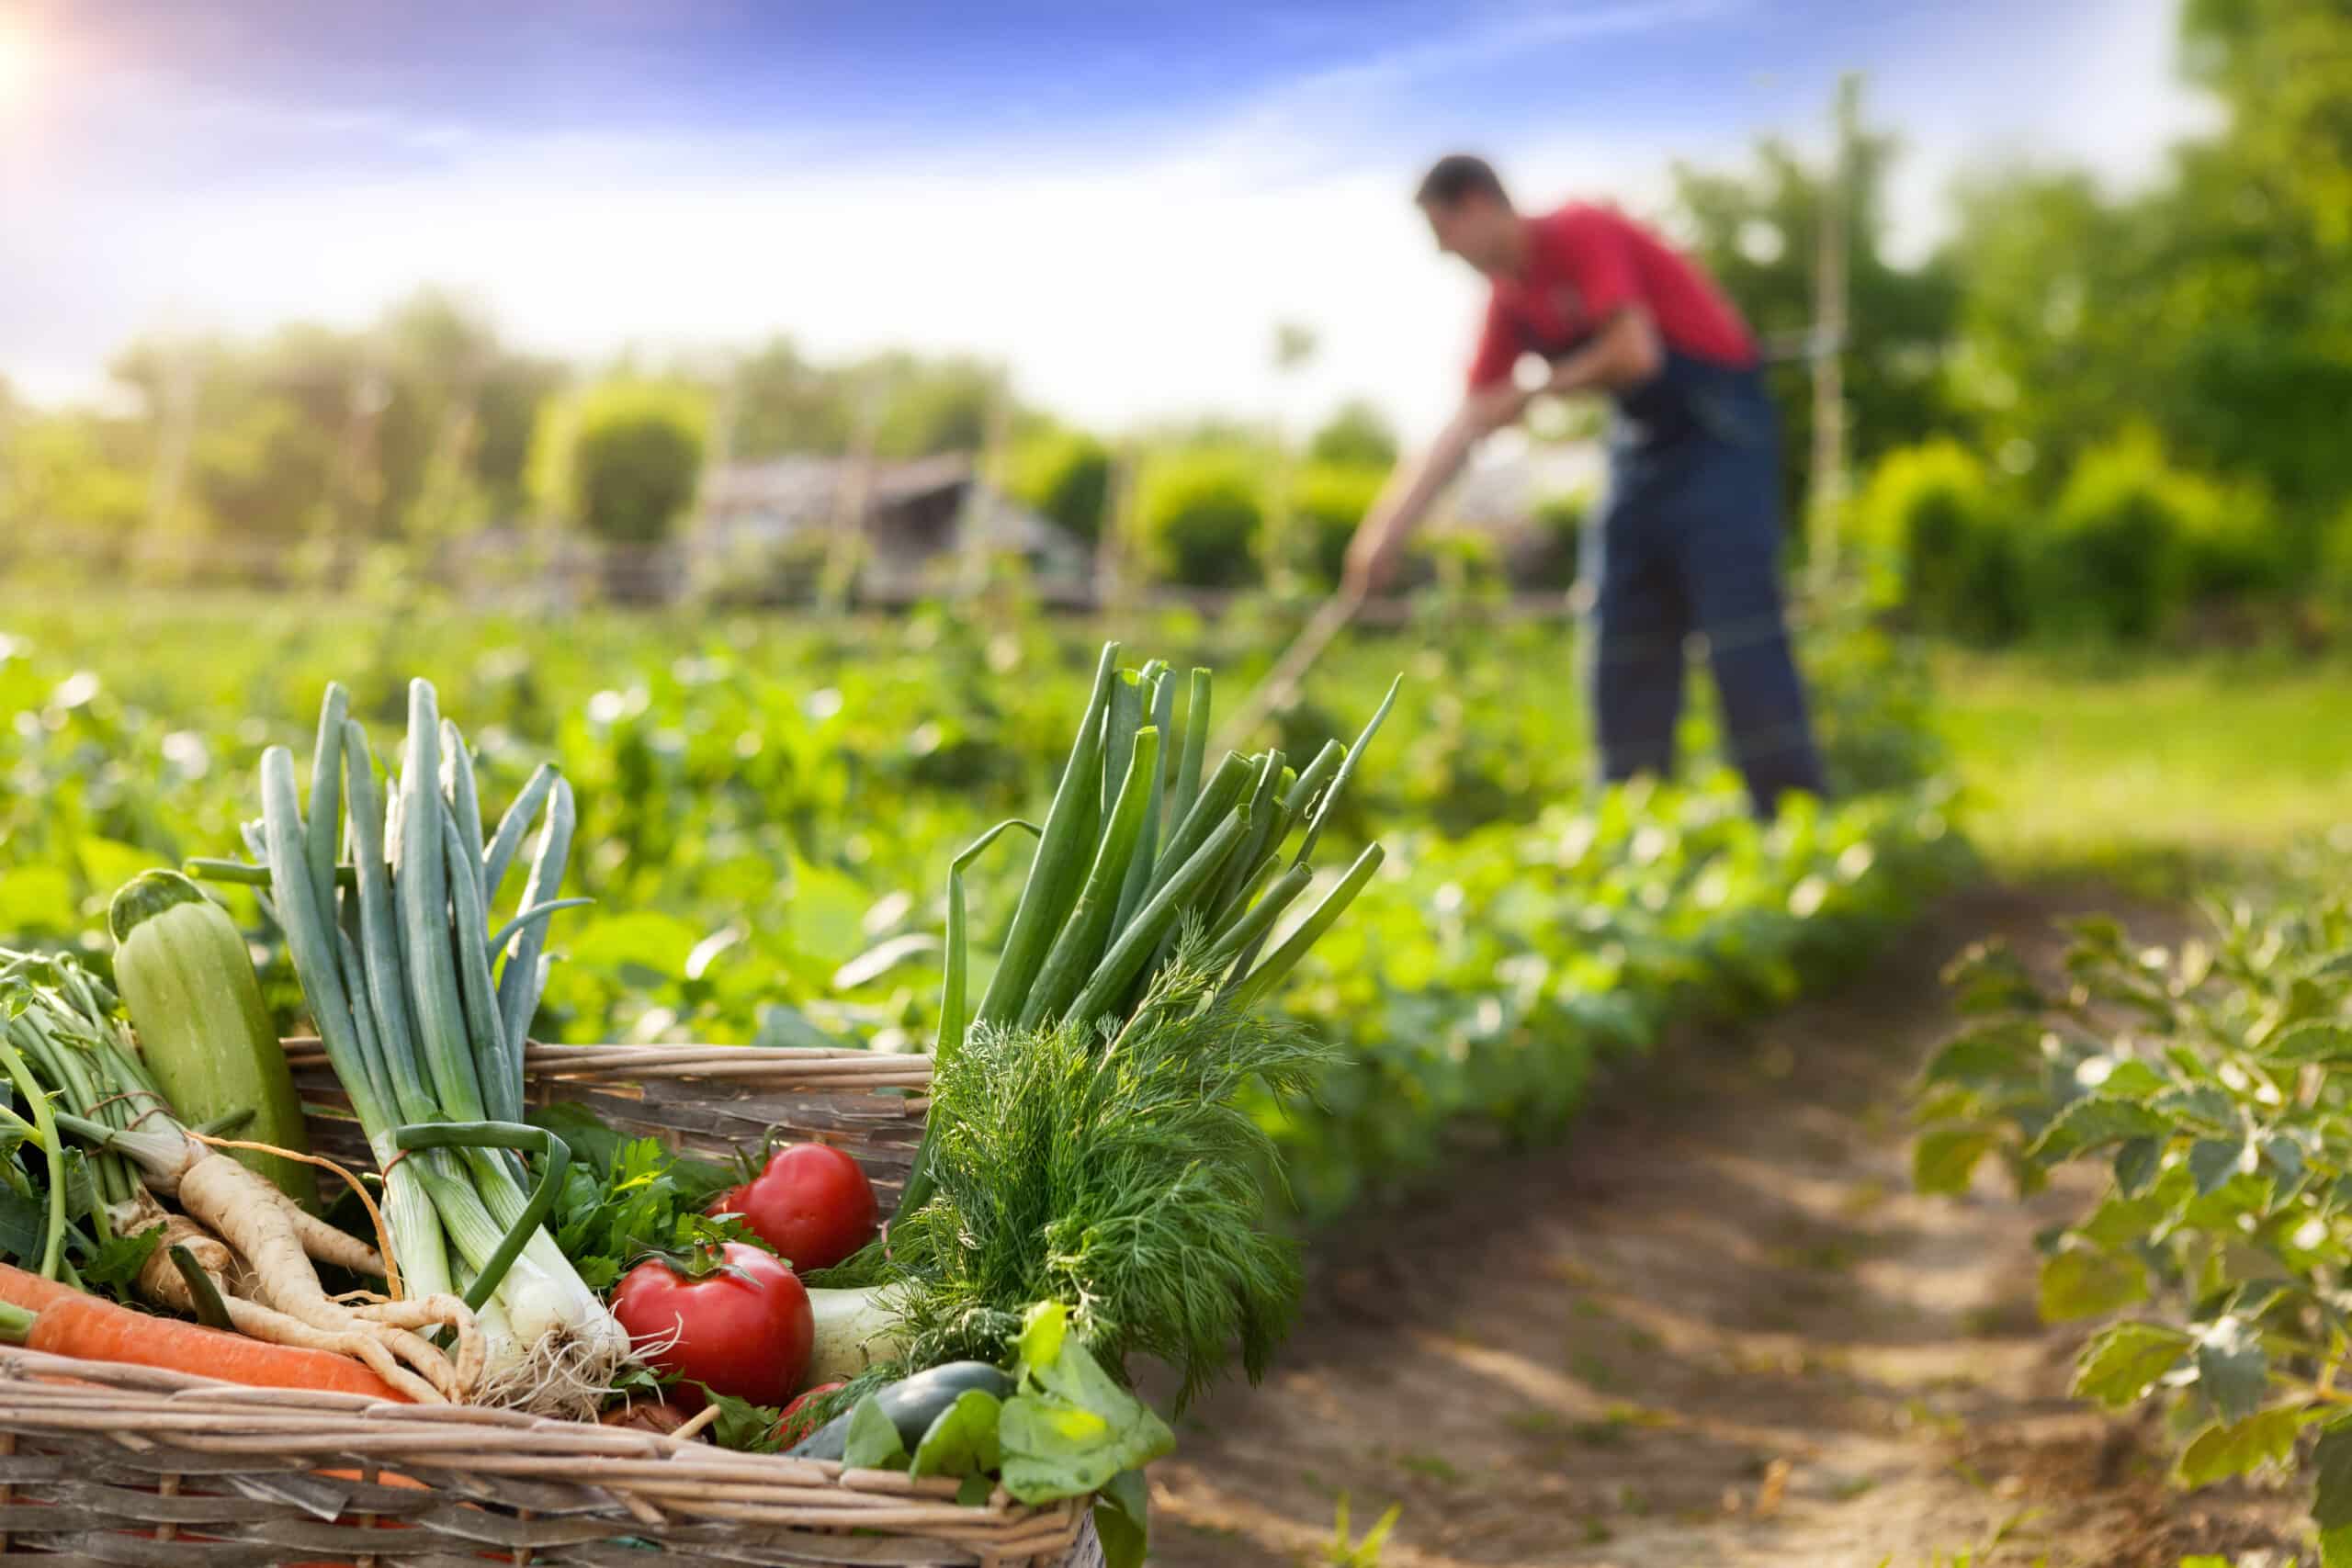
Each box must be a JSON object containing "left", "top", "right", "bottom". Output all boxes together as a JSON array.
[
  {"left": 0, "top": 1261, "right": 82, "bottom": 1314},
  {"left": 12, "top": 1292, "right": 410, "bottom": 1403}
]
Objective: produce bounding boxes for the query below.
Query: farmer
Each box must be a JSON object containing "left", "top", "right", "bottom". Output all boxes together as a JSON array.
[{"left": 1343, "top": 153, "right": 1827, "bottom": 815}]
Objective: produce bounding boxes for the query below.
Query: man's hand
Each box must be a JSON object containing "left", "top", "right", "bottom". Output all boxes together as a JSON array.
[{"left": 1340, "top": 383, "right": 1526, "bottom": 598}]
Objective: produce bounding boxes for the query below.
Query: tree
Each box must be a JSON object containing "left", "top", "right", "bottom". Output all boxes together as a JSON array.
[
  {"left": 1934, "top": 0, "right": 2352, "bottom": 552},
  {"left": 2, "top": 410, "right": 150, "bottom": 558},
  {"left": 729, "top": 336, "right": 857, "bottom": 458},
  {"left": 1669, "top": 89, "right": 1961, "bottom": 519},
  {"left": 1306, "top": 400, "right": 1398, "bottom": 470},
  {"left": 855, "top": 353, "right": 1009, "bottom": 459},
  {"left": 531, "top": 379, "right": 708, "bottom": 546}
]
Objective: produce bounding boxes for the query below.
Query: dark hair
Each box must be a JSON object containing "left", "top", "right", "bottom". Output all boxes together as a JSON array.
[{"left": 1416, "top": 153, "right": 1509, "bottom": 209}]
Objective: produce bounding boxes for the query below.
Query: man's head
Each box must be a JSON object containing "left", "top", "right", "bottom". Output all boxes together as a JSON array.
[{"left": 1416, "top": 153, "right": 1520, "bottom": 276}]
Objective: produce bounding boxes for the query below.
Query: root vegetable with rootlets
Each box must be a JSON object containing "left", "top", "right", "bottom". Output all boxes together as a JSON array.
[{"left": 0, "top": 945, "right": 480, "bottom": 1403}]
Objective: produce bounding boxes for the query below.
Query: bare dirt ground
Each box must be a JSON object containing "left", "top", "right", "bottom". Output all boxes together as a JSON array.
[{"left": 1145, "top": 885, "right": 2314, "bottom": 1568}]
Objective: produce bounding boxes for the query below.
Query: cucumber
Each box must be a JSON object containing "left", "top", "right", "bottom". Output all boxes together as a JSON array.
[
  {"left": 787, "top": 1360, "right": 1015, "bottom": 1461},
  {"left": 110, "top": 870, "right": 318, "bottom": 1210}
]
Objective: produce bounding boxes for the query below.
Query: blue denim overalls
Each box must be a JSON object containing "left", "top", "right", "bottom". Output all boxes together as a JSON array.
[{"left": 1577, "top": 346, "right": 1827, "bottom": 814}]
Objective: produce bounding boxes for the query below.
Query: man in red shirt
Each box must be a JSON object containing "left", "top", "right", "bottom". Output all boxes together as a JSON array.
[{"left": 1346, "top": 153, "right": 1826, "bottom": 813}]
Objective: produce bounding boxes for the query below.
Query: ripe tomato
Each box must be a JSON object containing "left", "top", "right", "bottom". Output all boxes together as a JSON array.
[
  {"left": 710, "top": 1143, "right": 879, "bottom": 1273},
  {"left": 775, "top": 1380, "right": 846, "bottom": 1447},
  {"left": 611, "top": 1242, "right": 813, "bottom": 1407}
]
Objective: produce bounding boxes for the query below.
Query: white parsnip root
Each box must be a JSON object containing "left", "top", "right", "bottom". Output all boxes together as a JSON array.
[{"left": 109, "top": 1129, "right": 481, "bottom": 1403}]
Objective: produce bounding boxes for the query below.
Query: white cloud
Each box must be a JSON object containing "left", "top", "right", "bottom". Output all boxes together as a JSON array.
[
  {"left": 0, "top": 0, "right": 2227, "bottom": 446},
  {"left": 1870, "top": 0, "right": 2222, "bottom": 265}
]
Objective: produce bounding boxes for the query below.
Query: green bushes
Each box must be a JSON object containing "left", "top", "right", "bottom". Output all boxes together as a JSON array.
[
  {"left": 2032, "top": 435, "right": 2210, "bottom": 642},
  {"left": 1858, "top": 434, "right": 2285, "bottom": 646},
  {"left": 1852, "top": 440, "right": 2022, "bottom": 644},
  {"left": 531, "top": 379, "right": 708, "bottom": 547},
  {"left": 1287, "top": 464, "right": 1385, "bottom": 587},
  {"left": 1136, "top": 453, "right": 1266, "bottom": 589},
  {"left": 1006, "top": 432, "right": 1112, "bottom": 547}
]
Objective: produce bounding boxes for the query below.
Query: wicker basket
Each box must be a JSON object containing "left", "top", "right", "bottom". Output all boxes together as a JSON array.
[{"left": 0, "top": 1042, "right": 1108, "bottom": 1567}]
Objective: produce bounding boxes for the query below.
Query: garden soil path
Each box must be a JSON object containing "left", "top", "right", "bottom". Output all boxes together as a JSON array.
[{"left": 1144, "top": 885, "right": 2313, "bottom": 1568}]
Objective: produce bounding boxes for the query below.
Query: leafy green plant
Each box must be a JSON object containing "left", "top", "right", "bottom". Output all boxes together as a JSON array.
[
  {"left": 1323, "top": 1495, "right": 1402, "bottom": 1566},
  {"left": 1914, "top": 866, "right": 2352, "bottom": 1555},
  {"left": 1853, "top": 439, "right": 2023, "bottom": 645}
]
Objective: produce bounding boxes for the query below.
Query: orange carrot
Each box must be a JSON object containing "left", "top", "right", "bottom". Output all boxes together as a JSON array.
[
  {"left": 19, "top": 1292, "right": 410, "bottom": 1403},
  {"left": 0, "top": 1262, "right": 82, "bottom": 1314}
]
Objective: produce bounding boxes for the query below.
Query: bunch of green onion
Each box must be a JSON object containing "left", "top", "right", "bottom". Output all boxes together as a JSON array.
[
  {"left": 898, "top": 642, "right": 1395, "bottom": 1218},
  {"left": 197, "top": 680, "right": 621, "bottom": 1404}
]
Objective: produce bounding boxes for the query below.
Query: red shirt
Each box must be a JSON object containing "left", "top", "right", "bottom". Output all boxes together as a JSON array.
[{"left": 1467, "top": 202, "right": 1758, "bottom": 389}]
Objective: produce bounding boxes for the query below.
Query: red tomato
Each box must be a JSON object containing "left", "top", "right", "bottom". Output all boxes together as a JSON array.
[
  {"left": 610, "top": 1243, "right": 813, "bottom": 1407},
  {"left": 775, "top": 1380, "right": 846, "bottom": 1447},
  {"left": 710, "top": 1143, "right": 879, "bottom": 1273}
]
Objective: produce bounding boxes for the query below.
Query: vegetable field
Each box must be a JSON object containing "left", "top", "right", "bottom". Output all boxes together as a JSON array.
[
  {"left": 6, "top": 588, "right": 2350, "bottom": 1564},
  {"left": 0, "top": 592, "right": 1963, "bottom": 1224}
]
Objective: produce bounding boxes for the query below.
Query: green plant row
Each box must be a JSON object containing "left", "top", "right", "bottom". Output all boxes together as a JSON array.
[
  {"left": 1272, "top": 774, "right": 1970, "bottom": 1218},
  {"left": 1913, "top": 852, "right": 2352, "bottom": 1559}
]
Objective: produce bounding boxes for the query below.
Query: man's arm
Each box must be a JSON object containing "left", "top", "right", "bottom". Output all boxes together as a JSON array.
[
  {"left": 1342, "top": 379, "right": 1527, "bottom": 596},
  {"left": 1544, "top": 306, "right": 1661, "bottom": 397}
]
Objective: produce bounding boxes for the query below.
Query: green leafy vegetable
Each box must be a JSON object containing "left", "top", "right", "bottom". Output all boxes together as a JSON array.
[
  {"left": 76, "top": 1224, "right": 165, "bottom": 1301},
  {"left": 998, "top": 1303, "right": 1175, "bottom": 1504},
  {"left": 880, "top": 952, "right": 1330, "bottom": 1405},
  {"left": 908, "top": 1389, "right": 1005, "bottom": 1480},
  {"left": 1094, "top": 1468, "right": 1151, "bottom": 1568},
  {"left": 706, "top": 1391, "right": 786, "bottom": 1454},
  {"left": 552, "top": 1134, "right": 758, "bottom": 1291},
  {"left": 842, "top": 1394, "right": 911, "bottom": 1471}
]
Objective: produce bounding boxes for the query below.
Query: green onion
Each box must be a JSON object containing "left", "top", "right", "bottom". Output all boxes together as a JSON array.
[
  {"left": 246, "top": 681, "right": 620, "bottom": 1405},
  {"left": 973, "top": 644, "right": 1121, "bottom": 1028}
]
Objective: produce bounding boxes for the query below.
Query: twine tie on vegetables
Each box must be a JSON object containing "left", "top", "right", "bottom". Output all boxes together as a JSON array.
[{"left": 84, "top": 1089, "right": 175, "bottom": 1132}]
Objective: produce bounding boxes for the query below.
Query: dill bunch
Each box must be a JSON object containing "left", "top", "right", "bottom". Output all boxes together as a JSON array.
[{"left": 881, "top": 949, "right": 1332, "bottom": 1410}]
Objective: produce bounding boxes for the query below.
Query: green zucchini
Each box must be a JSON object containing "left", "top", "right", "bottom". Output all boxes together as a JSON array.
[
  {"left": 109, "top": 870, "right": 318, "bottom": 1210},
  {"left": 787, "top": 1360, "right": 1015, "bottom": 1461}
]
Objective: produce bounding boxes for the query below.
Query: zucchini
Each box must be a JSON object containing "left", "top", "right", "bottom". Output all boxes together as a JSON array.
[
  {"left": 109, "top": 871, "right": 318, "bottom": 1210},
  {"left": 787, "top": 1360, "right": 1014, "bottom": 1461}
]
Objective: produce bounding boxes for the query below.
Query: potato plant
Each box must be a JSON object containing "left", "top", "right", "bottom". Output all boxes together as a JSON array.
[{"left": 1915, "top": 876, "right": 2352, "bottom": 1558}]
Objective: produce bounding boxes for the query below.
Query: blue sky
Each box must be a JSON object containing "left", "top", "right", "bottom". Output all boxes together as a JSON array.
[{"left": 0, "top": 0, "right": 2214, "bottom": 439}]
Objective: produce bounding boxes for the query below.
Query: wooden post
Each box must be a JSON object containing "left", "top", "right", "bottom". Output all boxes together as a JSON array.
[
  {"left": 141, "top": 345, "right": 199, "bottom": 576},
  {"left": 1805, "top": 73, "right": 1859, "bottom": 591},
  {"left": 958, "top": 380, "right": 1013, "bottom": 600},
  {"left": 818, "top": 391, "right": 880, "bottom": 613},
  {"left": 1094, "top": 440, "right": 1139, "bottom": 618},
  {"left": 687, "top": 352, "right": 740, "bottom": 600},
  {"left": 319, "top": 344, "right": 390, "bottom": 589}
]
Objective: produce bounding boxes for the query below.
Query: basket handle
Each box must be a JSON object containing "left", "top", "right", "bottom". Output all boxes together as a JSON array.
[{"left": 389, "top": 1121, "right": 571, "bottom": 1314}]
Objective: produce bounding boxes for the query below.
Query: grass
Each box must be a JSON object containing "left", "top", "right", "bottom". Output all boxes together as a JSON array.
[{"left": 1935, "top": 648, "right": 2352, "bottom": 891}]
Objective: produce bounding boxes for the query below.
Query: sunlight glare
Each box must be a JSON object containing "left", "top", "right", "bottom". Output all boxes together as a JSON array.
[{"left": 0, "top": 15, "right": 35, "bottom": 109}]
